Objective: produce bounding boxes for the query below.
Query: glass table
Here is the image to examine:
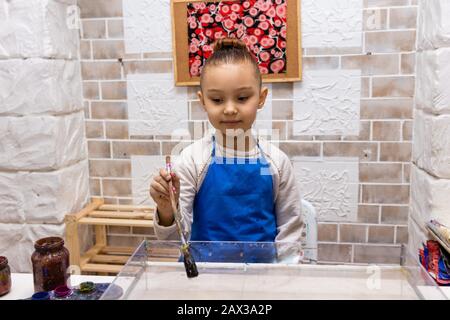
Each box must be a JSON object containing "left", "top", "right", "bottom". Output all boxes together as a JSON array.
[{"left": 100, "top": 240, "right": 447, "bottom": 300}]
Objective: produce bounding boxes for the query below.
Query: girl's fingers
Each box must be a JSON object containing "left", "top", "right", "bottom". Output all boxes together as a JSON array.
[
  {"left": 158, "top": 194, "right": 170, "bottom": 201},
  {"left": 151, "top": 181, "right": 170, "bottom": 197},
  {"left": 154, "top": 174, "right": 170, "bottom": 191},
  {"left": 150, "top": 186, "right": 169, "bottom": 202},
  {"left": 159, "top": 168, "right": 172, "bottom": 182},
  {"left": 157, "top": 168, "right": 179, "bottom": 197}
]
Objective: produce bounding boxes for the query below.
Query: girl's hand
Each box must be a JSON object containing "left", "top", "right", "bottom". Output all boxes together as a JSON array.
[{"left": 149, "top": 168, "right": 180, "bottom": 226}]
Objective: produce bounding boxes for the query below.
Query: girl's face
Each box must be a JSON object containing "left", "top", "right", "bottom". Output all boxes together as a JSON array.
[{"left": 198, "top": 62, "right": 268, "bottom": 136}]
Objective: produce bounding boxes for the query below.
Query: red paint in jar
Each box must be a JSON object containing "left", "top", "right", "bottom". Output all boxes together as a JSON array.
[
  {"left": 31, "top": 237, "right": 70, "bottom": 293},
  {"left": 0, "top": 256, "right": 11, "bottom": 296}
]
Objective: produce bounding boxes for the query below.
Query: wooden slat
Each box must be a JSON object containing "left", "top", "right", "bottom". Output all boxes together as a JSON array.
[
  {"left": 99, "top": 204, "right": 154, "bottom": 212},
  {"left": 89, "top": 211, "right": 153, "bottom": 220},
  {"left": 90, "top": 254, "right": 130, "bottom": 264},
  {"left": 95, "top": 225, "right": 107, "bottom": 246},
  {"left": 101, "top": 246, "right": 136, "bottom": 255},
  {"left": 65, "top": 220, "right": 80, "bottom": 267},
  {"left": 80, "top": 244, "right": 103, "bottom": 267},
  {"left": 81, "top": 263, "right": 123, "bottom": 274},
  {"left": 78, "top": 217, "right": 154, "bottom": 227},
  {"left": 65, "top": 198, "right": 104, "bottom": 222}
]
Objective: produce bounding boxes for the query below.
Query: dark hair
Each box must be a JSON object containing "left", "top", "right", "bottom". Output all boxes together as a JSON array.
[{"left": 200, "top": 38, "right": 262, "bottom": 88}]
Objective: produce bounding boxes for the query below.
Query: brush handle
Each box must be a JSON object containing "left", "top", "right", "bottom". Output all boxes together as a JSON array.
[
  {"left": 167, "top": 178, "right": 178, "bottom": 220},
  {"left": 165, "top": 156, "right": 178, "bottom": 217},
  {"left": 165, "top": 157, "right": 198, "bottom": 278},
  {"left": 165, "top": 156, "right": 187, "bottom": 246}
]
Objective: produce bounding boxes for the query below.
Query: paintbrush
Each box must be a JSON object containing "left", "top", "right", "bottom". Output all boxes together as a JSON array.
[{"left": 165, "top": 155, "right": 198, "bottom": 278}]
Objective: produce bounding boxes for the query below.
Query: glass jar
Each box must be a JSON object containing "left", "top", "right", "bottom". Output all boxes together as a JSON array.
[
  {"left": 31, "top": 237, "right": 70, "bottom": 293},
  {"left": 0, "top": 256, "right": 11, "bottom": 296}
]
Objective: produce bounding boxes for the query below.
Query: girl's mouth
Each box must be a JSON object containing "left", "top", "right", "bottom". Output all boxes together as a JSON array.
[{"left": 221, "top": 120, "right": 242, "bottom": 124}]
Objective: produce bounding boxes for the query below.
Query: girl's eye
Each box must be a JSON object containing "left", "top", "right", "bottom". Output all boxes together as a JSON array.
[
  {"left": 238, "top": 96, "right": 248, "bottom": 102},
  {"left": 211, "top": 98, "right": 222, "bottom": 103}
]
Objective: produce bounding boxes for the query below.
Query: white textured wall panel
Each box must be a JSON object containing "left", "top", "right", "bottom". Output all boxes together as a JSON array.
[
  {"left": 53, "top": 0, "right": 77, "bottom": 4},
  {"left": 131, "top": 155, "right": 179, "bottom": 206},
  {"left": 407, "top": 209, "right": 429, "bottom": 256},
  {"left": 127, "top": 73, "right": 188, "bottom": 136},
  {"left": 417, "top": 0, "right": 450, "bottom": 50},
  {"left": 413, "top": 110, "right": 450, "bottom": 179},
  {"left": 0, "top": 0, "right": 79, "bottom": 59},
  {"left": 123, "top": 0, "right": 172, "bottom": 53},
  {"left": 0, "top": 111, "right": 87, "bottom": 170},
  {"left": 0, "top": 160, "right": 89, "bottom": 224},
  {"left": 0, "top": 59, "right": 82, "bottom": 115},
  {"left": 254, "top": 84, "right": 273, "bottom": 135},
  {"left": 0, "top": 223, "right": 65, "bottom": 272},
  {"left": 415, "top": 49, "right": 450, "bottom": 115},
  {"left": 293, "top": 69, "right": 361, "bottom": 136},
  {"left": 0, "top": 173, "right": 26, "bottom": 223},
  {"left": 292, "top": 157, "right": 359, "bottom": 222},
  {"left": 302, "top": 0, "right": 363, "bottom": 48},
  {"left": 410, "top": 165, "right": 450, "bottom": 227},
  {"left": 415, "top": 51, "right": 426, "bottom": 111}
]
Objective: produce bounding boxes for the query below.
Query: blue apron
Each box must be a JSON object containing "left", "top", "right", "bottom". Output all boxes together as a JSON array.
[{"left": 189, "top": 135, "right": 277, "bottom": 263}]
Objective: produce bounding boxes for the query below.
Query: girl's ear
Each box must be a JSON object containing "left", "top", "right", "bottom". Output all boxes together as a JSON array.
[
  {"left": 197, "top": 90, "right": 206, "bottom": 111},
  {"left": 258, "top": 87, "right": 269, "bottom": 110}
]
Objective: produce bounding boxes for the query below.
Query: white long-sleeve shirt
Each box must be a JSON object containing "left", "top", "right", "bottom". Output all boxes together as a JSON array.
[{"left": 153, "top": 131, "right": 304, "bottom": 243}]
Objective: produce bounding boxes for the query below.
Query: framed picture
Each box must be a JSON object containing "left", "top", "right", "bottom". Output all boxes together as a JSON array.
[{"left": 171, "top": 0, "right": 302, "bottom": 86}]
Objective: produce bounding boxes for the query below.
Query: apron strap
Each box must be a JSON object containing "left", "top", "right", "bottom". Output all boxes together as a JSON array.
[
  {"left": 211, "top": 134, "right": 265, "bottom": 161},
  {"left": 211, "top": 135, "right": 217, "bottom": 157}
]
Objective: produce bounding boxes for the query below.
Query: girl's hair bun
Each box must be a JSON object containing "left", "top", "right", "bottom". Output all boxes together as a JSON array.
[
  {"left": 213, "top": 38, "right": 249, "bottom": 52},
  {"left": 200, "top": 37, "right": 261, "bottom": 87}
]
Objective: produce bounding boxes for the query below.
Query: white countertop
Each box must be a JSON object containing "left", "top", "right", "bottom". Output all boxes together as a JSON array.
[
  {"left": 0, "top": 273, "right": 115, "bottom": 300},
  {"left": 3, "top": 270, "right": 450, "bottom": 300},
  {"left": 124, "top": 262, "right": 450, "bottom": 300}
]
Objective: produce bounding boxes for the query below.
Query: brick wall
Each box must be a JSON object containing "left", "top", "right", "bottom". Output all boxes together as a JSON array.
[{"left": 78, "top": 0, "right": 418, "bottom": 264}]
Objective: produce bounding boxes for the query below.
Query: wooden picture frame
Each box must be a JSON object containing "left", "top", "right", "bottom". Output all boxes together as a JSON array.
[{"left": 171, "top": 0, "right": 302, "bottom": 86}]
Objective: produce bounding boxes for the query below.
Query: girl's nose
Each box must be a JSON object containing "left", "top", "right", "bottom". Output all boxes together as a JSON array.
[{"left": 223, "top": 102, "right": 238, "bottom": 115}]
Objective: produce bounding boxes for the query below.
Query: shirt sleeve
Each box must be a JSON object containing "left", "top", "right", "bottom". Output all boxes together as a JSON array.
[
  {"left": 153, "top": 149, "right": 197, "bottom": 240},
  {"left": 274, "top": 152, "right": 304, "bottom": 243}
]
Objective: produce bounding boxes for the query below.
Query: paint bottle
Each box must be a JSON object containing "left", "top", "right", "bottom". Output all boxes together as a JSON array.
[
  {"left": 0, "top": 256, "right": 11, "bottom": 296},
  {"left": 31, "top": 237, "right": 70, "bottom": 293}
]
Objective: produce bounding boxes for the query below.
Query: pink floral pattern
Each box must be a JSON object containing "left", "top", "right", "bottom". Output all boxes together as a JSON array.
[{"left": 187, "top": 0, "right": 288, "bottom": 77}]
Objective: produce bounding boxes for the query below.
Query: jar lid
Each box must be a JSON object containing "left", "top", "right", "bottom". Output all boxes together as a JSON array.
[
  {"left": 32, "top": 291, "right": 50, "bottom": 300},
  {"left": 54, "top": 285, "right": 72, "bottom": 298},
  {"left": 34, "top": 237, "right": 64, "bottom": 251},
  {"left": 0, "top": 256, "right": 8, "bottom": 268}
]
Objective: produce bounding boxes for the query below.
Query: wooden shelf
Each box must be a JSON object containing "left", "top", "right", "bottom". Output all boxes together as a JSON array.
[{"left": 65, "top": 198, "right": 167, "bottom": 275}]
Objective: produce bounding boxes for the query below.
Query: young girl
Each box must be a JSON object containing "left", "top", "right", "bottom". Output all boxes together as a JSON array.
[{"left": 149, "top": 38, "right": 303, "bottom": 262}]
